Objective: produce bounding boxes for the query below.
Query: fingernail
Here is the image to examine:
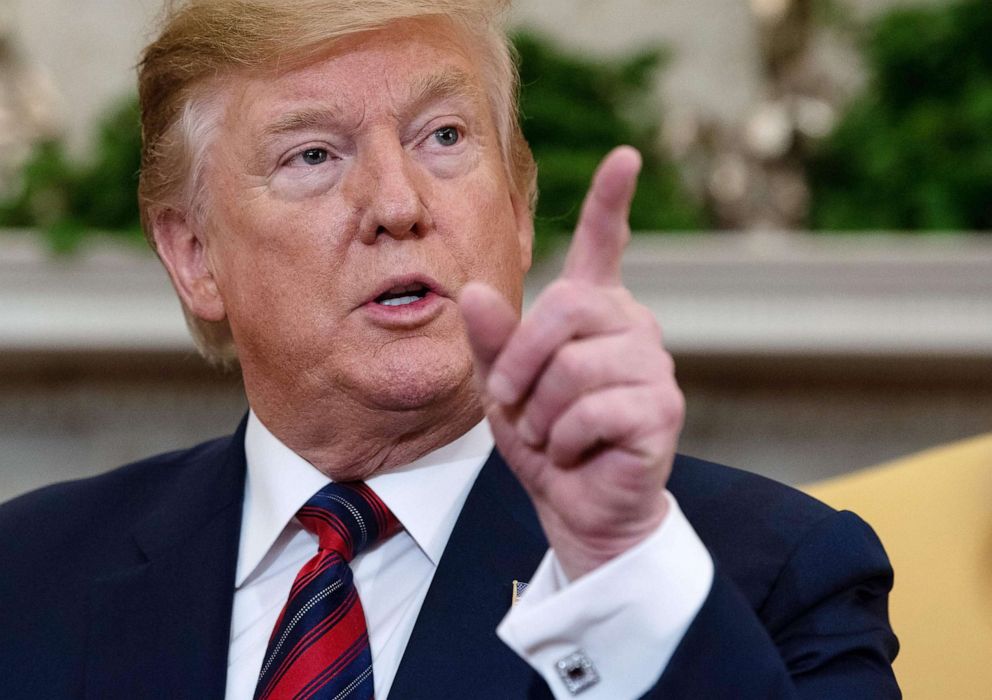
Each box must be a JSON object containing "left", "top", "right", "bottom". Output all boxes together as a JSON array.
[{"left": 487, "top": 373, "right": 518, "bottom": 405}]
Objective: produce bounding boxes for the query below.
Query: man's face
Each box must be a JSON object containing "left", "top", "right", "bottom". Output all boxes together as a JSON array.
[{"left": 198, "top": 18, "right": 532, "bottom": 419}]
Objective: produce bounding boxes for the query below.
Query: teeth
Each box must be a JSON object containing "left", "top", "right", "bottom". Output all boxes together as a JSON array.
[{"left": 380, "top": 295, "right": 421, "bottom": 307}]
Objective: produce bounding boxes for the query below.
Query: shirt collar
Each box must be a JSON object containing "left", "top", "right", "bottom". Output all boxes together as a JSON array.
[{"left": 237, "top": 410, "right": 494, "bottom": 587}]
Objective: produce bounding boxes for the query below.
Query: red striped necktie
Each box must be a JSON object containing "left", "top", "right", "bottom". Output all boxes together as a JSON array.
[{"left": 254, "top": 482, "right": 400, "bottom": 700}]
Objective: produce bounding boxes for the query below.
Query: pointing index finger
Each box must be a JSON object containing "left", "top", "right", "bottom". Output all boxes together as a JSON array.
[{"left": 562, "top": 146, "right": 642, "bottom": 287}]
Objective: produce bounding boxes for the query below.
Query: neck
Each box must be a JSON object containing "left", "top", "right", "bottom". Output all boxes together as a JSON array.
[{"left": 246, "top": 380, "right": 485, "bottom": 482}]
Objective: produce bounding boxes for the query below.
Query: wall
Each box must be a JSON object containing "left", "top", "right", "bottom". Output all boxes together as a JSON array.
[{"left": 3, "top": 233, "right": 990, "bottom": 501}]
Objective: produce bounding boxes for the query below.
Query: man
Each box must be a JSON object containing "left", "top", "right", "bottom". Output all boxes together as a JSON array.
[{"left": 0, "top": 1, "right": 898, "bottom": 698}]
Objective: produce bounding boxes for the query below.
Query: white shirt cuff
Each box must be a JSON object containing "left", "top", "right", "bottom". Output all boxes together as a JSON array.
[{"left": 496, "top": 492, "right": 714, "bottom": 700}]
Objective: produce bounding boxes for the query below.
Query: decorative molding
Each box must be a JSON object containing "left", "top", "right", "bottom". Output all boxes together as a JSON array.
[{"left": 4, "top": 231, "right": 991, "bottom": 360}]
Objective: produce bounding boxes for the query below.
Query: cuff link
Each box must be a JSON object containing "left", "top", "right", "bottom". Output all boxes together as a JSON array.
[{"left": 555, "top": 650, "right": 599, "bottom": 695}]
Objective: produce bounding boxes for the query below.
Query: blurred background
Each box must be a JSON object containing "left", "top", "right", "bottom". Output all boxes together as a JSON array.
[{"left": 1, "top": 0, "right": 990, "bottom": 501}]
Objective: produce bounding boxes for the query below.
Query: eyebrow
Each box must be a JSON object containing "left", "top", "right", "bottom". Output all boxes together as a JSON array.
[
  {"left": 404, "top": 68, "right": 485, "bottom": 114},
  {"left": 260, "top": 107, "right": 344, "bottom": 140},
  {"left": 252, "top": 68, "right": 486, "bottom": 167}
]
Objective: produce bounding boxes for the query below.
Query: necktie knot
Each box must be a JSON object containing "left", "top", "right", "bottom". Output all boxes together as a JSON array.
[
  {"left": 297, "top": 481, "right": 399, "bottom": 562},
  {"left": 256, "top": 481, "right": 398, "bottom": 700}
]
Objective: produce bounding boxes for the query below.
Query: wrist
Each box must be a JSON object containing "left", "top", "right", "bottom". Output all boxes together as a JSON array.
[{"left": 546, "top": 493, "right": 670, "bottom": 581}]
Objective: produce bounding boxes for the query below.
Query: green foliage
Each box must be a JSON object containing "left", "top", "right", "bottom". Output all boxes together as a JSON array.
[
  {"left": 0, "top": 97, "right": 143, "bottom": 252},
  {"left": 0, "top": 33, "right": 706, "bottom": 252},
  {"left": 514, "top": 32, "right": 706, "bottom": 248},
  {"left": 808, "top": 0, "right": 992, "bottom": 231}
]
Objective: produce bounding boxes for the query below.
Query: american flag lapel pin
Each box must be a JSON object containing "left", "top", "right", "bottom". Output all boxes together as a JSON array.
[{"left": 511, "top": 580, "right": 529, "bottom": 607}]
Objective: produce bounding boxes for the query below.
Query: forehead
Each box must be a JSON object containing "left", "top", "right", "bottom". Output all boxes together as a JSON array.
[{"left": 223, "top": 18, "right": 488, "bottom": 132}]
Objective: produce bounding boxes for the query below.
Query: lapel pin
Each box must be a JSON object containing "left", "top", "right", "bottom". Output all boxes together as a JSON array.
[{"left": 511, "top": 580, "right": 529, "bottom": 607}]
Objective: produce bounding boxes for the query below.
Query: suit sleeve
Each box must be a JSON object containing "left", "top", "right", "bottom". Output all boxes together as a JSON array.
[{"left": 651, "top": 510, "right": 900, "bottom": 699}]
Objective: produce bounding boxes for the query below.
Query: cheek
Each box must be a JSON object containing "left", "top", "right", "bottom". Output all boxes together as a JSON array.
[
  {"left": 215, "top": 186, "right": 346, "bottom": 263},
  {"left": 453, "top": 186, "right": 526, "bottom": 297},
  {"left": 207, "top": 200, "right": 350, "bottom": 322}
]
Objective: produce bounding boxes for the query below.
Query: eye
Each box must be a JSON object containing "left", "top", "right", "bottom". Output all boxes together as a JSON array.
[
  {"left": 433, "top": 126, "right": 460, "bottom": 147},
  {"left": 299, "top": 148, "right": 329, "bottom": 166}
]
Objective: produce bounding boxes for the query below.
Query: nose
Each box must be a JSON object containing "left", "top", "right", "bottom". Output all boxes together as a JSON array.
[{"left": 348, "top": 140, "right": 431, "bottom": 244}]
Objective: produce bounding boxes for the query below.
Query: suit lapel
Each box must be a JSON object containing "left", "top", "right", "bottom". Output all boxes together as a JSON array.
[
  {"left": 85, "top": 421, "right": 247, "bottom": 700},
  {"left": 389, "top": 450, "right": 553, "bottom": 699}
]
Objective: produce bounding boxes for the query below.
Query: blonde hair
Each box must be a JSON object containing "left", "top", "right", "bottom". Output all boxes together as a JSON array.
[{"left": 138, "top": 0, "right": 536, "bottom": 364}]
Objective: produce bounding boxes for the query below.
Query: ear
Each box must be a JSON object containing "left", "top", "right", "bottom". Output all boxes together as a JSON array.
[
  {"left": 511, "top": 190, "right": 534, "bottom": 274},
  {"left": 151, "top": 209, "right": 227, "bottom": 322}
]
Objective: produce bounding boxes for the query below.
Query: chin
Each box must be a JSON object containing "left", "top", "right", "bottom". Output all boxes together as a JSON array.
[{"left": 351, "top": 342, "right": 475, "bottom": 413}]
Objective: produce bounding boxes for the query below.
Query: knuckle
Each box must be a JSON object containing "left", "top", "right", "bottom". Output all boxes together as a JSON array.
[
  {"left": 657, "top": 350, "right": 676, "bottom": 376},
  {"left": 644, "top": 434, "right": 674, "bottom": 471},
  {"left": 557, "top": 299, "right": 589, "bottom": 328},
  {"left": 537, "top": 289, "right": 584, "bottom": 332},
  {"left": 570, "top": 396, "right": 603, "bottom": 436},
  {"left": 544, "top": 278, "right": 577, "bottom": 307},
  {"left": 611, "top": 286, "right": 636, "bottom": 305},
  {"left": 528, "top": 378, "right": 568, "bottom": 426},
  {"left": 633, "top": 304, "right": 662, "bottom": 337},
  {"left": 555, "top": 342, "right": 588, "bottom": 379},
  {"left": 658, "top": 385, "right": 686, "bottom": 429},
  {"left": 520, "top": 405, "right": 548, "bottom": 441},
  {"left": 620, "top": 395, "right": 644, "bottom": 429},
  {"left": 644, "top": 309, "right": 663, "bottom": 337}
]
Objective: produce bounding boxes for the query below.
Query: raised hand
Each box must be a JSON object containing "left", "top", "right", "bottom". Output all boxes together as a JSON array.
[{"left": 459, "top": 146, "right": 685, "bottom": 580}]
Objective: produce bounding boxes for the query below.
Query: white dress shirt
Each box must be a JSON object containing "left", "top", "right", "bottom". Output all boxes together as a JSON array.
[{"left": 226, "top": 411, "right": 713, "bottom": 700}]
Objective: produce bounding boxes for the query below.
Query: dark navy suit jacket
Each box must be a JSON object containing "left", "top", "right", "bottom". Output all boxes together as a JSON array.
[{"left": 0, "top": 419, "right": 899, "bottom": 698}]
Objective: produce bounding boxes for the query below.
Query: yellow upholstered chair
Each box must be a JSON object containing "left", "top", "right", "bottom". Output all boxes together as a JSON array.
[{"left": 805, "top": 434, "right": 992, "bottom": 700}]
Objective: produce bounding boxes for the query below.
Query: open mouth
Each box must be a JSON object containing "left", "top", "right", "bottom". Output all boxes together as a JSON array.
[{"left": 374, "top": 282, "right": 431, "bottom": 307}]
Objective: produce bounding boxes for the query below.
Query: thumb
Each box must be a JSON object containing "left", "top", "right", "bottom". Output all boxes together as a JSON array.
[{"left": 458, "top": 281, "right": 518, "bottom": 382}]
